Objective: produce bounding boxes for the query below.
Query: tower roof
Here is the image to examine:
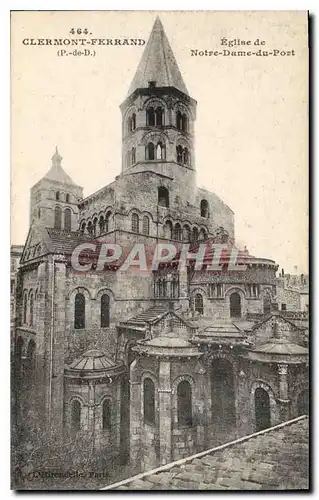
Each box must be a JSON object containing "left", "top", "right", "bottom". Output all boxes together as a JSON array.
[
  {"left": 42, "top": 147, "right": 76, "bottom": 186},
  {"left": 127, "top": 17, "right": 188, "bottom": 97}
]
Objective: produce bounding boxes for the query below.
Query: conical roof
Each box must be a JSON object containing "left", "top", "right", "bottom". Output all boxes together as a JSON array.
[
  {"left": 127, "top": 17, "right": 188, "bottom": 97},
  {"left": 42, "top": 147, "right": 76, "bottom": 186}
]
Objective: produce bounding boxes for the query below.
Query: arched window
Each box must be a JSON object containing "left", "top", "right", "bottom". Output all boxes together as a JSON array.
[
  {"left": 101, "top": 294, "right": 110, "bottom": 328},
  {"left": 200, "top": 199, "right": 209, "bottom": 218},
  {"left": 183, "top": 148, "right": 189, "bottom": 165},
  {"left": 29, "top": 292, "right": 34, "bottom": 326},
  {"left": 131, "top": 113, "right": 136, "bottom": 131},
  {"left": 176, "top": 111, "right": 182, "bottom": 130},
  {"left": 146, "top": 107, "right": 155, "bottom": 126},
  {"left": 164, "top": 220, "right": 173, "bottom": 239},
  {"left": 80, "top": 222, "right": 86, "bottom": 234},
  {"left": 199, "top": 228, "right": 207, "bottom": 241},
  {"left": 23, "top": 292, "right": 27, "bottom": 324},
  {"left": 155, "top": 107, "right": 164, "bottom": 126},
  {"left": 54, "top": 206, "right": 62, "bottom": 230},
  {"left": 156, "top": 142, "right": 166, "bottom": 160},
  {"left": 194, "top": 293, "right": 204, "bottom": 314},
  {"left": 74, "top": 293, "right": 85, "bottom": 329},
  {"left": 66, "top": 193, "right": 70, "bottom": 203},
  {"left": 146, "top": 142, "right": 155, "bottom": 160},
  {"left": 132, "top": 213, "right": 139, "bottom": 233},
  {"left": 177, "top": 380, "right": 192, "bottom": 426},
  {"left": 64, "top": 208, "right": 72, "bottom": 231},
  {"left": 176, "top": 145, "right": 183, "bottom": 163},
  {"left": 93, "top": 217, "right": 98, "bottom": 237},
  {"left": 192, "top": 227, "right": 199, "bottom": 242},
  {"left": 230, "top": 292, "right": 241, "bottom": 318},
  {"left": 174, "top": 223, "right": 182, "bottom": 241},
  {"left": 143, "top": 378, "right": 155, "bottom": 424},
  {"left": 105, "top": 211, "right": 111, "bottom": 233},
  {"left": 158, "top": 186, "right": 169, "bottom": 208},
  {"left": 131, "top": 146, "right": 136, "bottom": 165},
  {"left": 87, "top": 221, "right": 93, "bottom": 236},
  {"left": 142, "top": 215, "right": 150, "bottom": 235},
  {"left": 102, "top": 400, "right": 111, "bottom": 429},
  {"left": 99, "top": 216, "right": 105, "bottom": 235},
  {"left": 71, "top": 400, "right": 81, "bottom": 431},
  {"left": 55, "top": 191, "right": 60, "bottom": 201},
  {"left": 255, "top": 388, "right": 271, "bottom": 431}
]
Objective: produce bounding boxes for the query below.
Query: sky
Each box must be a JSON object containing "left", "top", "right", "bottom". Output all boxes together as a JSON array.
[{"left": 11, "top": 10, "right": 308, "bottom": 274}]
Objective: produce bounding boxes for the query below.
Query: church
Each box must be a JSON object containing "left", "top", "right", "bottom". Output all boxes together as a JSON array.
[{"left": 14, "top": 17, "right": 308, "bottom": 473}]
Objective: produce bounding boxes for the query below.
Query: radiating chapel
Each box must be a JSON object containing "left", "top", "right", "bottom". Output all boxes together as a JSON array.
[{"left": 14, "top": 18, "right": 308, "bottom": 471}]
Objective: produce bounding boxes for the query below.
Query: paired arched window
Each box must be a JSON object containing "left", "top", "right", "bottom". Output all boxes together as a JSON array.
[
  {"left": 176, "top": 111, "right": 188, "bottom": 132},
  {"left": 158, "top": 186, "right": 169, "bottom": 207},
  {"left": 143, "top": 378, "right": 155, "bottom": 424},
  {"left": 29, "top": 293, "right": 34, "bottom": 326},
  {"left": 80, "top": 222, "right": 86, "bottom": 234},
  {"left": 102, "top": 400, "right": 111, "bottom": 429},
  {"left": 176, "top": 145, "right": 190, "bottom": 165},
  {"left": 87, "top": 221, "right": 93, "bottom": 235},
  {"left": 177, "top": 380, "right": 192, "bottom": 426},
  {"left": 194, "top": 293, "right": 204, "bottom": 315},
  {"left": 101, "top": 294, "right": 110, "bottom": 328},
  {"left": 200, "top": 199, "right": 209, "bottom": 218},
  {"left": 64, "top": 208, "right": 72, "bottom": 231},
  {"left": 142, "top": 215, "right": 150, "bottom": 235},
  {"left": 132, "top": 213, "right": 139, "bottom": 233},
  {"left": 230, "top": 292, "right": 241, "bottom": 318},
  {"left": 66, "top": 193, "right": 70, "bottom": 203},
  {"left": 55, "top": 191, "right": 60, "bottom": 201},
  {"left": 23, "top": 292, "right": 27, "bottom": 324},
  {"left": 146, "top": 107, "right": 164, "bottom": 126},
  {"left": 54, "top": 206, "right": 62, "bottom": 229},
  {"left": 74, "top": 293, "right": 85, "bottom": 329},
  {"left": 71, "top": 400, "right": 81, "bottom": 431}
]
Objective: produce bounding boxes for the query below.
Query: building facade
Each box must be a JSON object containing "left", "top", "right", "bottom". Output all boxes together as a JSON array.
[{"left": 13, "top": 18, "right": 309, "bottom": 473}]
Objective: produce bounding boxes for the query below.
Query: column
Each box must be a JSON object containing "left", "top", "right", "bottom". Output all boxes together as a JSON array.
[
  {"left": 129, "top": 360, "right": 142, "bottom": 468},
  {"left": 277, "top": 363, "right": 290, "bottom": 422},
  {"left": 194, "top": 359, "right": 206, "bottom": 451},
  {"left": 158, "top": 360, "right": 172, "bottom": 465}
]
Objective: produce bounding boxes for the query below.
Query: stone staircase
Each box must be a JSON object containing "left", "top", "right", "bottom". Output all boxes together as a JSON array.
[{"left": 124, "top": 305, "right": 168, "bottom": 326}]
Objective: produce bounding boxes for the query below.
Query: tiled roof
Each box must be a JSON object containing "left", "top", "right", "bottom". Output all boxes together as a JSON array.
[
  {"left": 103, "top": 416, "right": 309, "bottom": 491},
  {"left": 45, "top": 229, "right": 96, "bottom": 255}
]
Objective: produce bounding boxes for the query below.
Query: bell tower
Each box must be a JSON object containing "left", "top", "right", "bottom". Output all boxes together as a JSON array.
[
  {"left": 30, "top": 147, "right": 83, "bottom": 231},
  {"left": 120, "top": 17, "right": 197, "bottom": 190}
]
